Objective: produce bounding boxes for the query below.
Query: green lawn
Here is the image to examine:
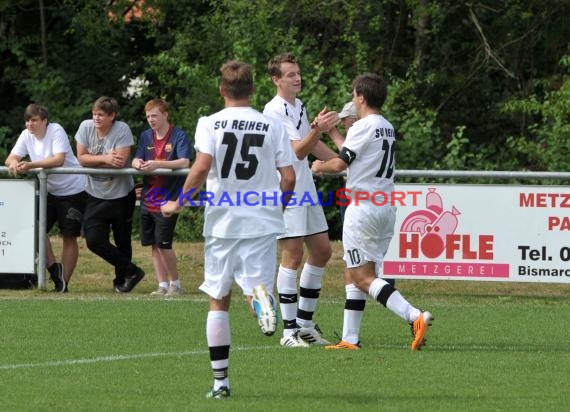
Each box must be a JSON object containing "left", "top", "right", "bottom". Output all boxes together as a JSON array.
[{"left": 0, "top": 240, "right": 569, "bottom": 411}]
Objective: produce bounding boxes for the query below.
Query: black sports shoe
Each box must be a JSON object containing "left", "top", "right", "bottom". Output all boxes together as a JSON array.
[
  {"left": 115, "top": 266, "right": 145, "bottom": 293},
  {"left": 48, "top": 262, "right": 66, "bottom": 293}
]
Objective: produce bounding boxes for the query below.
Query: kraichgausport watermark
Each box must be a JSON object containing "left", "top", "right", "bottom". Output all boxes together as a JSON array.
[{"left": 145, "top": 188, "right": 422, "bottom": 207}]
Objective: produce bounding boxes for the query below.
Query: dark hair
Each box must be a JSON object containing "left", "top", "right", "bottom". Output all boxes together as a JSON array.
[
  {"left": 24, "top": 103, "right": 49, "bottom": 121},
  {"left": 220, "top": 60, "right": 253, "bottom": 100},
  {"left": 352, "top": 73, "right": 387, "bottom": 110},
  {"left": 267, "top": 53, "right": 298, "bottom": 78},
  {"left": 92, "top": 96, "right": 119, "bottom": 116}
]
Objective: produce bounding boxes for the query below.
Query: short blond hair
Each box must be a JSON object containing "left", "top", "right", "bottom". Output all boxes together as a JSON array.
[
  {"left": 220, "top": 60, "right": 253, "bottom": 100},
  {"left": 144, "top": 98, "right": 169, "bottom": 114}
]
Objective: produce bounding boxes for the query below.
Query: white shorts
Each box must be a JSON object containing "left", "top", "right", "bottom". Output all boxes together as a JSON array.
[
  {"left": 200, "top": 234, "right": 278, "bottom": 299},
  {"left": 277, "top": 206, "right": 328, "bottom": 239},
  {"left": 342, "top": 204, "right": 396, "bottom": 275}
]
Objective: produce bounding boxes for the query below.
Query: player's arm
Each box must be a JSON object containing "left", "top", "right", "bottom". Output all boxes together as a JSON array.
[
  {"left": 291, "top": 128, "right": 322, "bottom": 160},
  {"left": 161, "top": 151, "right": 211, "bottom": 216},
  {"left": 292, "top": 108, "right": 339, "bottom": 160},
  {"left": 311, "top": 140, "right": 339, "bottom": 161},
  {"left": 277, "top": 165, "right": 296, "bottom": 209},
  {"left": 311, "top": 157, "right": 347, "bottom": 175},
  {"left": 311, "top": 147, "right": 352, "bottom": 175},
  {"left": 326, "top": 127, "right": 345, "bottom": 151}
]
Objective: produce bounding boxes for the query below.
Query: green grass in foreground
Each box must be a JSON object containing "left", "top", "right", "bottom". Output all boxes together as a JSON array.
[
  {"left": 0, "top": 293, "right": 569, "bottom": 411},
  {"left": 0, "top": 240, "right": 569, "bottom": 411}
]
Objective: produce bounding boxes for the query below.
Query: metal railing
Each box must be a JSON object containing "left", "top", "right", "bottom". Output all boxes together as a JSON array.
[{"left": 1, "top": 165, "right": 570, "bottom": 288}]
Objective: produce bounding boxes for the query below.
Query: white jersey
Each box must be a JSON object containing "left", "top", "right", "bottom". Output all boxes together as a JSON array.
[
  {"left": 195, "top": 107, "right": 294, "bottom": 239},
  {"left": 11, "top": 123, "right": 85, "bottom": 196},
  {"left": 263, "top": 95, "right": 318, "bottom": 208},
  {"left": 343, "top": 114, "right": 396, "bottom": 197}
]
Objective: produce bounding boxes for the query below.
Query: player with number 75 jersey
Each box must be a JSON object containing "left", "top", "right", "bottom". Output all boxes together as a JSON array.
[{"left": 194, "top": 108, "right": 295, "bottom": 239}]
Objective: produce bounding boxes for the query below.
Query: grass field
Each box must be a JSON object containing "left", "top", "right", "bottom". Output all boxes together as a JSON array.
[{"left": 1, "top": 239, "right": 569, "bottom": 411}]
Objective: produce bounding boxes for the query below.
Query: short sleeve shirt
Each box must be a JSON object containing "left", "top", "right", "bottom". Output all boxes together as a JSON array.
[
  {"left": 343, "top": 114, "right": 396, "bottom": 197},
  {"left": 11, "top": 123, "right": 85, "bottom": 196},
  {"left": 195, "top": 107, "right": 294, "bottom": 238},
  {"left": 134, "top": 126, "right": 193, "bottom": 212},
  {"left": 263, "top": 95, "right": 318, "bottom": 208},
  {"left": 75, "top": 119, "right": 134, "bottom": 199}
]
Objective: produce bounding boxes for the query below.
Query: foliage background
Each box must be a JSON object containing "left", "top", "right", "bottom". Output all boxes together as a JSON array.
[{"left": 1, "top": 0, "right": 569, "bottom": 239}]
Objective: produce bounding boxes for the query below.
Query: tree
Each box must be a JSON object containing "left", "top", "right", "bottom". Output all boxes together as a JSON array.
[{"left": 1, "top": 0, "right": 569, "bottom": 239}]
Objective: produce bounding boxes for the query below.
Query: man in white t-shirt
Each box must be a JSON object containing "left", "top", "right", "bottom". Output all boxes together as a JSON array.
[
  {"left": 263, "top": 53, "right": 340, "bottom": 347},
  {"left": 5, "top": 103, "right": 86, "bottom": 292},
  {"left": 162, "top": 60, "right": 295, "bottom": 399},
  {"left": 312, "top": 73, "right": 433, "bottom": 351}
]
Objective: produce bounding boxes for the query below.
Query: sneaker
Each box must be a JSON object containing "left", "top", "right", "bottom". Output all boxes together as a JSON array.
[
  {"left": 251, "top": 285, "right": 277, "bottom": 336},
  {"left": 165, "top": 285, "right": 182, "bottom": 296},
  {"left": 205, "top": 386, "right": 230, "bottom": 399},
  {"left": 115, "top": 266, "right": 145, "bottom": 293},
  {"left": 150, "top": 287, "right": 168, "bottom": 296},
  {"left": 113, "top": 277, "right": 125, "bottom": 293},
  {"left": 280, "top": 330, "right": 310, "bottom": 348},
  {"left": 48, "top": 263, "right": 66, "bottom": 293},
  {"left": 411, "top": 311, "right": 433, "bottom": 351},
  {"left": 299, "top": 324, "right": 331, "bottom": 345},
  {"left": 325, "top": 340, "right": 361, "bottom": 350}
]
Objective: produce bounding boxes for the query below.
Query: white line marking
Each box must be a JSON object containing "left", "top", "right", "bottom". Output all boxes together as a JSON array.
[{"left": 0, "top": 345, "right": 275, "bottom": 371}]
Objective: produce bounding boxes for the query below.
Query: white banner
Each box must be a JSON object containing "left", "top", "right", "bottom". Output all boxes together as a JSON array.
[
  {"left": 0, "top": 180, "right": 36, "bottom": 274},
  {"left": 383, "top": 184, "right": 570, "bottom": 283}
]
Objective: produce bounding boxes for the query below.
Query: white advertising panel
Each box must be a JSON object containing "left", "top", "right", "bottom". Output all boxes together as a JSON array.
[
  {"left": 0, "top": 180, "right": 36, "bottom": 274},
  {"left": 383, "top": 184, "right": 570, "bottom": 283}
]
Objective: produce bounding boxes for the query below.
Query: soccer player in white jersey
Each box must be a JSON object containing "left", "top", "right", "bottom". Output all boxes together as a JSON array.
[
  {"left": 264, "top": 53, "right": 340, "bottom": 347},
  {"left": 162, "top": 61, "right": 295, "bottom": 399},
  {"left": 312, "top": 73, "right": 433, "bottom": 351}
]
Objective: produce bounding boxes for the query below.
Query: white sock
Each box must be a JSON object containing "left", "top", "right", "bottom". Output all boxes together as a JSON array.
[
  {"left": 207, "top": 311, "right": 230, "bottom": 389},
  {"left": 386, "top": 291, "right": 420, "bottom": 323},
  {"left": 297, "top": 263, "right": 324, "bottom": 328},
  {"left": 342, "top": 283, "right": 366, "bottom": 344},
  {"left": 368, "top": 278, "right": 387, "bottom": 300},
  {"left": 277, "top": 265, "right": 298, "bottom": 335},
  {"left": 368, "top": 278, "right": 420, "bottom": 323}
]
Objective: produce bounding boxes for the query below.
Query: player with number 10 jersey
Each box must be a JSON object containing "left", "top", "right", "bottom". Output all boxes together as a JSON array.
[{"left": 343, "top": 114, "right": 396, "bottom": 197}]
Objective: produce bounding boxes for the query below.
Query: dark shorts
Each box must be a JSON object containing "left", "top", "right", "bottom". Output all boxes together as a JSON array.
[
  {"left": 140, "top": 208, "right": 179, "bottom": 249},
  {"left": 46, "top": 191, "right": 87, "bottom": 236},
  {"left": 83, "top": 190, "right": 136, "bottom": 231}
]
